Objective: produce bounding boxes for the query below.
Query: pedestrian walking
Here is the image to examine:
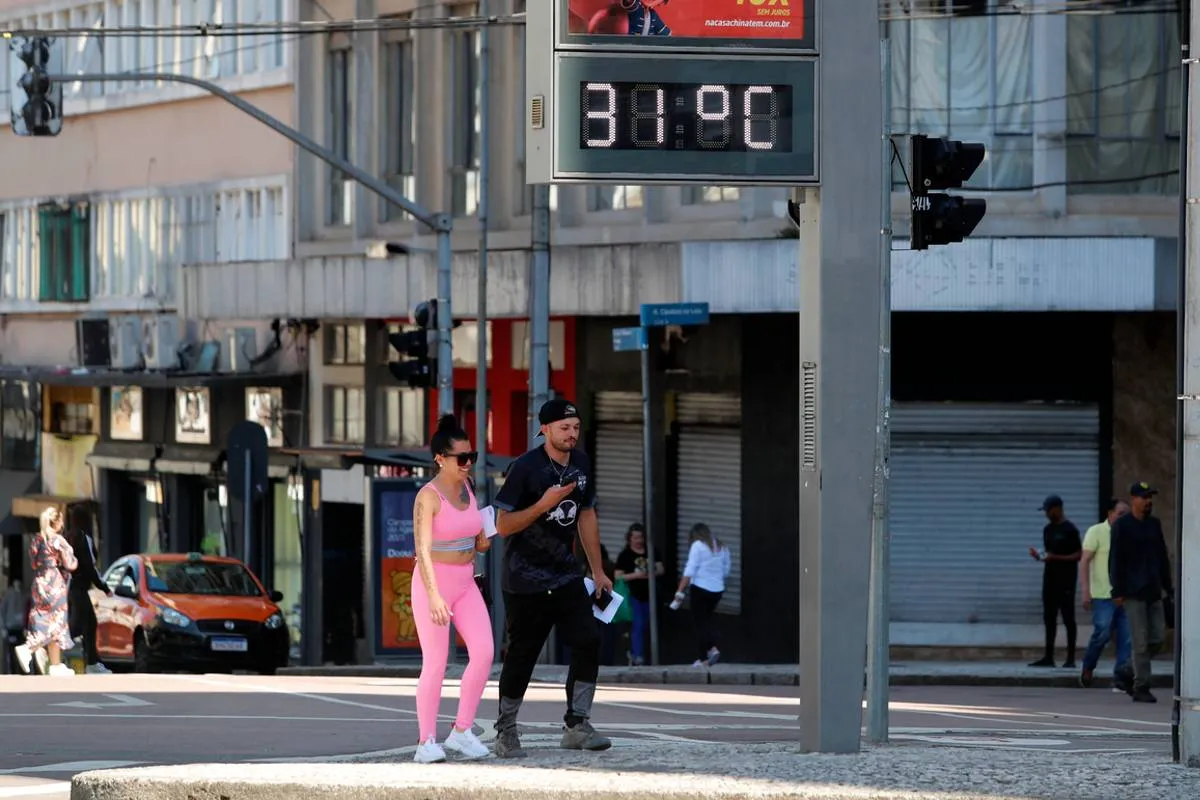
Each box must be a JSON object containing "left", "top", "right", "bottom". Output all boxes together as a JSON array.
[
  {"left": 1027, "top": 495, "right": 1081, "bottom": 668},
  {"left": 1109, "top": 481, "right": 1173, "bottom": 703},
  {"left": 669, "top": 522, "right": 731, "bottom": 667},
  {"left": 65, "top": 505, "right": 113, "bottom": 675},
  {"left": 1078, "top": 498, "right": 1133, "bottom": 691},
  {"left": 615, "top": 522, "right": 663, "bottom": 666},
  {"left": 410, "top": 414, "right": 494, "bottom": 763},
  {"left": 491, "top": 399, "right": 613, "bottom": 759},
  {"left": 14, "top": 507, "right": 78, "bottom": 677}
]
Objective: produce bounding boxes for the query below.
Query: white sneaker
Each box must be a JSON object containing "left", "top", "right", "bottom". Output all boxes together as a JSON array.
[
  {"left": 444, "top": 727, "right": 490, "bottom": 759},
  {"left": 33, "top": 649, "right": 48, "bottom": 675},
  {"left": 47, "top": 663, "right": 75, "bottom": 677},
  {"left": 413, "top": 735, "right": 447, "bottom": 764},
  {"left": 13, "top": 644, "right": 32, "bottom": 674},
  {"left": 86, "top": 663, "right": 112, "bottom": 674}
]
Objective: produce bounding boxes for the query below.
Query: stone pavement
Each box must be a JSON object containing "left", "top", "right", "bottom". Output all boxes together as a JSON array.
[
  {"left": 280, "top": 659, "right": 1173, "bottom": 688},
  {"left": 71, "top": 740, "right": 1195, "bottom": 800}
]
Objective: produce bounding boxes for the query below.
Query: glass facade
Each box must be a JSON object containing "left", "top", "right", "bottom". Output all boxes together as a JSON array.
[{"left": 273, "top": 481, "right": 303, "bottom": 663}]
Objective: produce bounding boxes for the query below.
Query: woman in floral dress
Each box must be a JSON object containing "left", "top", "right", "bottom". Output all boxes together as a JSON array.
[{"left": 15, "top": 507, "right": 78, "bottom": 676}]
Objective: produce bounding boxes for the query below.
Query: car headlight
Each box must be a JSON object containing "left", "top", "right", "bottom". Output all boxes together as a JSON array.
[
  {"left": 265, "top": 613, "right": 284, "bottom": 630},
  {"left": 160, "top": 608, "right": 192, "bottom": 627}
]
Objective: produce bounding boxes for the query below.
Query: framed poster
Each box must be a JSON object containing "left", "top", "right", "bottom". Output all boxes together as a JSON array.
[
  {"left": 110, "top": 386, "right": 144, "bottom": 441},
  {"left": 372, "top": 478, "right": 422, "bottom": 656},
  {"left": 246, "top": 387, "right": 283, "bottom": 448},
  {"left": 174, "top": 387, "right": 211, "bottom": 445}
]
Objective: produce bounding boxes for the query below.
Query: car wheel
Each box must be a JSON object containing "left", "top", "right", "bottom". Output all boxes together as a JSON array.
[{"left": 133, "top": 630, "right": 158, "bottom": 674}]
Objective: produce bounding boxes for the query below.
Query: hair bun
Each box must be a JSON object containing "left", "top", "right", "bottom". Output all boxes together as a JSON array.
[{"left": 436, "top": 414, "right": 459, "bottom": 434}]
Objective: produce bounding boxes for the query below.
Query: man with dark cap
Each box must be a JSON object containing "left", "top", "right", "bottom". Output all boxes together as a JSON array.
[
  {"left": 1109, "top": 481, "right": 1173, "bottom": 703},
  {"left": 490, "top": 398, "right": 614, "bottom": 758},
  {"left": 1027, "top": 494, "right": 1081, "bottom": 668}
]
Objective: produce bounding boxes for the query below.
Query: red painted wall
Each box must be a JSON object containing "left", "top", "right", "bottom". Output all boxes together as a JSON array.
[{"left": 425, "top": 317, "right": 577, "bottom": 458}]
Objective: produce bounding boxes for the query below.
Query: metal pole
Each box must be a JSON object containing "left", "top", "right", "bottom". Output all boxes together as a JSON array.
[
  {"left": 474, "top": 2, "right": 491, "bottom": 501},
  {"left": 243, "top": 449, "right": 253, "bottom": 573},
  {"left": 865, "top": 35, "right": 893, "bottom": 745},
  {"left": 436, "top": 221, "right": 455, "bottom": 417},
  {"left": 640, "top": 333, "right": 660, "bottom": 666},
  {"left": 528, "top": 184, "right": 552, "bottom": 443}
]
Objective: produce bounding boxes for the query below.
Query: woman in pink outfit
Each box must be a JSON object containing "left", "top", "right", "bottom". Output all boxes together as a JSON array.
[{"left": 411, "top": 414, "right": 494, "bottom": 763}]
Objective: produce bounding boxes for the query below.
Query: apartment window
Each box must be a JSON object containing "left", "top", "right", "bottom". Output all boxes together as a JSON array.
[
  {"left": 449, "top": 8, "right": 482, "bottom": 217},
  {"left": 380, "top": 387, "right": 426, "bottom": 447},
  {"left": 683, "top": 187, "right": 740, "bottom": 205},
  {"left": 381, "top": 26, "right": 417, "bottom": 222},
  {"left": 890, "top": 0, "right": 1033, "bottom": 190},
  {"left": 1066, "top": 8, "right": 1180, "bottom": 195},
  {"left": 53, "top": 402, "right": 95, "bottom": 435},
  {"left": 452, "top": 322, "right": 493, "bottom": 368},
  {"left": 326, "top": 386, "right": 365, "bottom": 444},
  {"left": 511, "top": 320, "right": 566, "bottom": 371},
  {"left": 327, "top": 41, "right": 353, "bottom": 227},
  {"left": 326, "top": 323, "right": 367, "bottom": 365},
  {"left": 0, "top": 207, "right": 37, "bottom": 302},
  {"left": 588, "top": 186, "right": 643, "bottom": 212},
  {"left": 39, "top": 203, "right": 90, "bottom": 303}
]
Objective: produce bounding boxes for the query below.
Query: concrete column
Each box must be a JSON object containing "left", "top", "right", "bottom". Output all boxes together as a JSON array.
[
  {"left": 352, "top": 0, "right": 378, "bottom": 241},
  {"left": 1031, "top": 0, "right": 1068, "bottom": 216}
]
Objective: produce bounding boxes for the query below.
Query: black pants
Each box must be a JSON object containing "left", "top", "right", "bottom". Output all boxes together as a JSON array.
[
  {"left": 68, "top": 592, "right": 100, "bottom": 666},
  {"left": 499, "top": 579, "right": 600, "bottom": 726},
  {"left": 1041, "top": 580, "right": 1077, "bottom": 662},
  {"left": 690, "top": 586, "right": 723, "bottom": 661}
]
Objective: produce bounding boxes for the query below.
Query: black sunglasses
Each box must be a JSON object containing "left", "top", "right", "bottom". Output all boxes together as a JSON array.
[{"left": 443, "top": 450, "right": 479, "bottom": 467}]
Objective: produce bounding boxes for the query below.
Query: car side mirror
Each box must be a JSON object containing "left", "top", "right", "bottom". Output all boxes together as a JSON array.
[
  {"left": 269, "top": 590, "right": 284, "bottom": 603},
  {"left": 114, "top": 583, "right": 137, "bottom": 600}
]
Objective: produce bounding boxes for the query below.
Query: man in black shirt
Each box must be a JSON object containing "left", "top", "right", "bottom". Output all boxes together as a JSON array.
[
  {"left": 491, "top": 399, "right": 614, "bottom": 758},
  {"left": 1027, "top": 495, "right": 1081, "bottom": 668},
  {"left": 1109, "top": 481, "right": 1172, "bottom": 703}
]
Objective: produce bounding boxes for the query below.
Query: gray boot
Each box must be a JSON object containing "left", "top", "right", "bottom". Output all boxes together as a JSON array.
[
  {"left": 494, "top": 697, "right": 527, "bottom": 759},
  {"left": 561, "top": 681, "right": 612, "bottom": 751}
]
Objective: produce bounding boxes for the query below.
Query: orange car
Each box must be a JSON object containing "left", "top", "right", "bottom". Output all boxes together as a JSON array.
[{"left": 91, "top": 552, "right": 290, "bottom": 675}]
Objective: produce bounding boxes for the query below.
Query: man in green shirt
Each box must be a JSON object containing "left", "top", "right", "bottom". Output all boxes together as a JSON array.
[{"left": 1078, "top": 498, "right": 1132, "bottom": 691}]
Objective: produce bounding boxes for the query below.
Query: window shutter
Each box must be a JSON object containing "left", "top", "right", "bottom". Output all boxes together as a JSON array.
[
  {"left": 38, "top": 206, "right": 56, "bottom": 301},
  {"left": 69, "top": 205, "right": 90, "bottom": 302}
]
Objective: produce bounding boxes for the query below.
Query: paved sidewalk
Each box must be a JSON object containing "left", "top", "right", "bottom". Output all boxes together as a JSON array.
[
  {"left": 279, "top": 659, "right": 1172, "bottom": 688},
  {"left": 71, "top": 741, "right": 1195, "bottom": 800}
]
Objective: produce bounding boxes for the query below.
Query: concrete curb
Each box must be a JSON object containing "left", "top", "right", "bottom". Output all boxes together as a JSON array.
[
  {"left": 279, "top": 663, "right": 1175, "bottom": 689},
  {"left": 69, "top": 743, "right": 1194, "bottom": 800}
]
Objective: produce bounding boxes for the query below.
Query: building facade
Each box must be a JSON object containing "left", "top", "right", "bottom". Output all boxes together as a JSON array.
[{"left": 1, "top": 0, "right": 1181, "bottom": 665}]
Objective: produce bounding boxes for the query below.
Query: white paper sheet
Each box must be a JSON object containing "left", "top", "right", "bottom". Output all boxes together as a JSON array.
[
  {"left": 583, "top": 577, "right": 625, "bottom": 624},
  {"left": 480, "top": 505, "right": 499, "bottom": 538}
]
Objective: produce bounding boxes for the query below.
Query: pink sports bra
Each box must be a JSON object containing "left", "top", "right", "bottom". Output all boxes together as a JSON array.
[{"left": 428, "top": 483, "right": 482, "bottom": 552}]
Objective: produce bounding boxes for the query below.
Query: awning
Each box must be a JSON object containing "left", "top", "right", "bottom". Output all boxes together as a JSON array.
[
  {"left": 86, "top": 441, "right": 158, "bottom": 472},
  {"left": 355, "top": 448, "right": 514, "bottom": 475},
  {"left": 155, "top": 446, "right": 224, "bottom": 476},
  {"left": 0, "top": 470, "right": 40, "bottom": 536},
  {"left": 12, "top": 493, "right": 94, "bottom": 520},
  {"left": 0, "top": 366, "right": 304, "bottom": 389}
]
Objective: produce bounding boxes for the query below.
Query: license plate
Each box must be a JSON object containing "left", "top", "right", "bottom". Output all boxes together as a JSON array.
[{"left": 210, "top": 636, "right": 248, "bottom": 653}]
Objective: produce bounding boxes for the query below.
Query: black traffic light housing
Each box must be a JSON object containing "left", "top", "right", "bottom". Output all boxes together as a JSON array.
[
  {"left": 909, "top": 134, "right": 987, "bottom": 251},
  {"left": 10, "top": 36, "right": 64, "bottom": 137},
  {"left": 386, "top": 300, "right": 461, "bottom": 388}
]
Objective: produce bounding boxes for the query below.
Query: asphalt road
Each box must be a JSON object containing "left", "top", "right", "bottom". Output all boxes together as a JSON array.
[{"left": 0, "top": 673, "right": 1172, "bottom": 800}]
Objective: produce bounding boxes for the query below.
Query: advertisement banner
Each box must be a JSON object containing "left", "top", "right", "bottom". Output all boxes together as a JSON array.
[
  {"left": 373, "top": 479, "right": 421, "bottom": 655},
  {"left": 566, "top": 0, "right": 806, "bottom": 42}
]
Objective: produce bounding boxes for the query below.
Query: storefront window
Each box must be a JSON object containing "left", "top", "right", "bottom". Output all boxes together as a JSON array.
[
  {"left": 201, "top": 486, "right": 227, "bottom": 556},
  {"left": 273, "top": 481, "right": 304, "bottom": 663},
  {"left": 140, "top": 479, "right": 164, "bottom": 554}
]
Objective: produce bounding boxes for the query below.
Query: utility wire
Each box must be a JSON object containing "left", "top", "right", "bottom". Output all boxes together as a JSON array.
[{"left": 1, "top": 13, "right": 527, "bottom": 38}]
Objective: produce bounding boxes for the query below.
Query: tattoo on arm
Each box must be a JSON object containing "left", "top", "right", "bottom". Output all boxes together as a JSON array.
[{"left": 413, "top": 491, "right": 441, "bottom": 599}]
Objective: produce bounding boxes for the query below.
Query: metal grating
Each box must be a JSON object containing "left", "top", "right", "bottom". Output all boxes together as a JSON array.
[
  {"left": 530, "top": 95, "right": 545, "bottom": 129},
  {"left": 801, "top": 361, "right": 817, "bottom": 470}
]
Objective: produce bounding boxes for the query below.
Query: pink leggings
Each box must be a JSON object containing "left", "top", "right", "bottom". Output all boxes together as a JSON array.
[{"left": 411, "top": 561, "right": 494, "bottom": 741}]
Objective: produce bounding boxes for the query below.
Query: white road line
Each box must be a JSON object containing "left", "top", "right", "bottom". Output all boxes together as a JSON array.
[
  {"left": 0, "top": 784, "right": 69, "bottom": 798},
  {"left": 601, "top": 700, "right": 796, "bottom": 720},
  {"left": 0, "top": 762, "right": 143, "bottom": 775},
  {"left": 167, "top": 674, "right": 417, "bottom": 717}
]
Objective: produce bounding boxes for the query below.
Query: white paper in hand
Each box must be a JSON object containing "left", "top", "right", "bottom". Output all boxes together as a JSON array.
[
  {"left": 480, "top": 505, "right": 499, "bottom": 539},
  {"left": 583, "top": 577, "right": 624, "bottom": 624}
]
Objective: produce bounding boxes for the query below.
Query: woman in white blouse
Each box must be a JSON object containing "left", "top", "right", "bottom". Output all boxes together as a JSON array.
[{"left": 670, "top": 523, "right": 731, "bottom": 667}]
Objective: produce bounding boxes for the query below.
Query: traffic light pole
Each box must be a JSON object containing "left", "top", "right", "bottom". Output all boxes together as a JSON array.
[{"left": 53, "top": 71, "right": 457, "bottom": 407}]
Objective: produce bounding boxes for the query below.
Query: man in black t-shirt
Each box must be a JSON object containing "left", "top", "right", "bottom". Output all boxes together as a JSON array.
[
  {"left": 1027, "top": 494, "right": 1082, "bottom": 668},
  {"left": 491, "top": 399, "right": 614, "bottom": 759}
]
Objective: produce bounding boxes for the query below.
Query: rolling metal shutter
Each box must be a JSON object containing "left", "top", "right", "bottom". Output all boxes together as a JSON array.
[
  {"left": 593, "top": 392, "right": 644, "bottom": 558},
  {"left": 889, "top": 403, "right": 1100, "bottom": 627},
  {"left": 675, "top": 393, "right": 742, "bottom": 615}
]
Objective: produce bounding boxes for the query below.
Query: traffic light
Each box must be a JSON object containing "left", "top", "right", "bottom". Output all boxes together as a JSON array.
[
  {"left": 909, "top": 134, "right": 986, "bottom": 251},
  {"left": 9, "top": 35, "right": 63, "bottom": 137},
  {"left": 386, "top": 300, "right": 461, "bottom": 388}
]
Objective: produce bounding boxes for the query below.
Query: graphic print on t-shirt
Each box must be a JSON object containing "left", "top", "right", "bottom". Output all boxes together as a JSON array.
[{"left": 494, "top": 447, "right": 597, "bottom": 594}]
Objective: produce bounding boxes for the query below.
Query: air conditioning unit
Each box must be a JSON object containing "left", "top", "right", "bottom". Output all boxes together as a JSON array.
[
  {"left": 109, "top": 317, "right": 142, "bottom": 369},
  {"left": 221, "top": 327, "right": 258, "bottom": 373},
  {"left": 75, "top": 318, "right": 111, "bottom": 368},
  {"left": 142, "top": 315, "right": 180, "bottom": 371}
]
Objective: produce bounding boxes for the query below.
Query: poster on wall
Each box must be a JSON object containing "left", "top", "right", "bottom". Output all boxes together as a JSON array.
[
  {"left": 246, "top": 387, "right": 283, "bottom": 448},
  {"left": 110, "top": 386, "right": 144, "bottom": 441},
  {"left": 175, "top": 387, "right": 211, "bottom": 445},
  {"left": 373, "top": 478, "right": 420, "bottom": 655}
]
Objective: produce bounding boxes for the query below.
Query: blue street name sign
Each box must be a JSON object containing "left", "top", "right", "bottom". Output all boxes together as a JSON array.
[
  {"left": 611, "top": 326, "right": 647, "bottom": 353},
  {"left": 639, "top": 302, "right": 711, "bottom": 328}
]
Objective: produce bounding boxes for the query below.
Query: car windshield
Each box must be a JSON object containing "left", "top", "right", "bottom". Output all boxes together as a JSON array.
[{"left": 144, "top": 559, "right": 262, "bottom": 597}]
